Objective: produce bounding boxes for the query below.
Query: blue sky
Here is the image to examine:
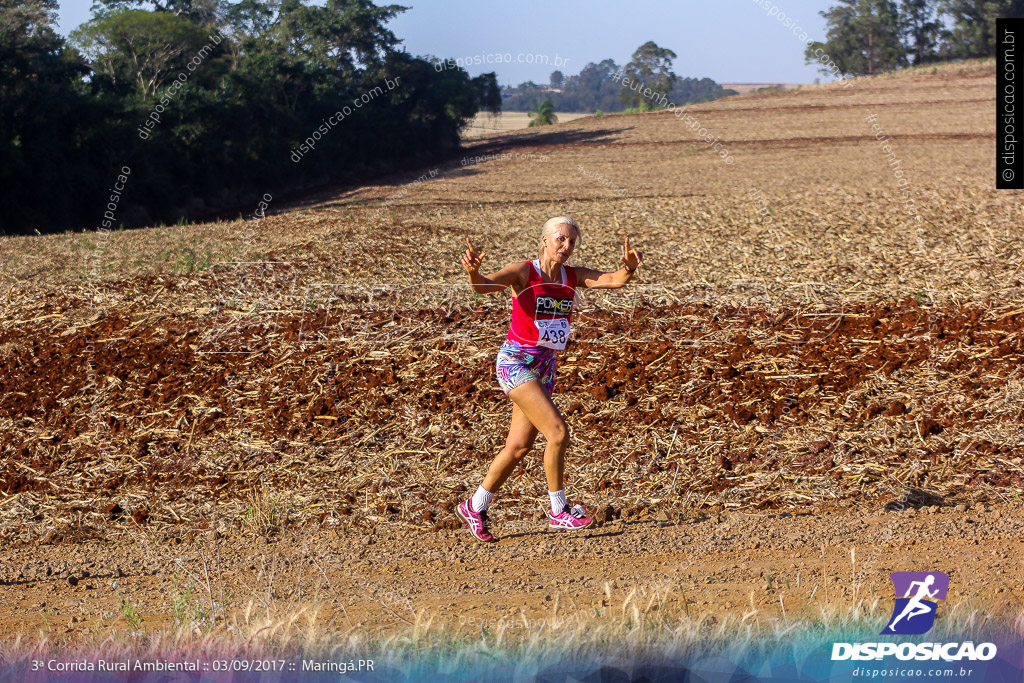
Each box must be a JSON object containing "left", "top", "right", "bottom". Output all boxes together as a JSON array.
[{"left": 55, "top": 0, "right": 837, "bottom": 84}]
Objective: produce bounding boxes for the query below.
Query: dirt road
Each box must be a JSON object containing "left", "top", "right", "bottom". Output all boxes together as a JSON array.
[{"left": 2, "top": 504, "right": 1021, "bottom": 644}]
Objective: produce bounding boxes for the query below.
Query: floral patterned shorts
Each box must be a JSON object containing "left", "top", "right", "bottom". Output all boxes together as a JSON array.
[{"left": 495, "top": 339, "right": 556, "bottom": 396}]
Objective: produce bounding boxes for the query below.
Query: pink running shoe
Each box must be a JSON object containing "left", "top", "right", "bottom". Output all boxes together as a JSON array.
[
  {"left": 548, "top": 504, "right": 594, "bottom": 531},
  {"left": 456, "top": 500, "right": 495, "bottom": 543}
]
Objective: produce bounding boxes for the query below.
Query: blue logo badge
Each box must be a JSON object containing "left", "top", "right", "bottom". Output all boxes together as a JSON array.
[{"left": 882, "top": 571, "right": 949, "bottom": 635}]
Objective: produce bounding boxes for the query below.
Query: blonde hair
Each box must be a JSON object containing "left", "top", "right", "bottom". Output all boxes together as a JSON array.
[{"left": 538, "top": 216, "right": 582, "bottom": 260}]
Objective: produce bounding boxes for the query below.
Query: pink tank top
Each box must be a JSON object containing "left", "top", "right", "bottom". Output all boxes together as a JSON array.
[{"left": 506, "top": 260, "right": 578, "bottom": 350}]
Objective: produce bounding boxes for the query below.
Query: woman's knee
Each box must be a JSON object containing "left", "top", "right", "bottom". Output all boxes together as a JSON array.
[
  {"left": 545, "top": 421, "right": 569, "bottom": 448},
  {"left": 504, "top": 443, "right": 532, "bottom": 461}
]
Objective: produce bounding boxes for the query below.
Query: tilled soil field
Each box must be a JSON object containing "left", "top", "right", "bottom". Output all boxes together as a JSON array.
[
  {"left": 1, "top": 59, "right": 1022, "bottom": 644},
  {"left": 1, "top": 291, "right": 1023, "bottom": 544}
]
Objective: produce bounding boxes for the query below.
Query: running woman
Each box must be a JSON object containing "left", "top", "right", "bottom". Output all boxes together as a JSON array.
[{"left": 456, "top": 216, "right": 643, "bottom": 542}]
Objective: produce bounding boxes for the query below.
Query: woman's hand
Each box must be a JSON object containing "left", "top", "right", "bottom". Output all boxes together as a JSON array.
[
  {"left": 461, "top": 236, "right": 486, "bottom": 275},
  {"left": 621, "top": 236, "right": 643, "bottom": 271}
]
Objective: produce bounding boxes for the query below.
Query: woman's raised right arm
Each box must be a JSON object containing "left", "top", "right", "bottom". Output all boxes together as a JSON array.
[{"left": 461, "top": 237, "right": 525, "bottom": 294}]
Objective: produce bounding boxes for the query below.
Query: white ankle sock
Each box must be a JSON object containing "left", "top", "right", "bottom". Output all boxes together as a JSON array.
[
  {"left": 471, "top": 486, "right": 494, "bottom": 512},
  {"left": 549, "top": 489, "right": 567, "bottom": 514}
]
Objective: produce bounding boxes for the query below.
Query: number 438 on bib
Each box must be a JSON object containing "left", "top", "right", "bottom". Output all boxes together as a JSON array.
[{"left": 536, "top": 318, "right": 570, "bottom": 350}]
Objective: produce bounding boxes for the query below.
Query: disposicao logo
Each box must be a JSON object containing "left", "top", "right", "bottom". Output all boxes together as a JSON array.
[
  {"left": 831, "top": 571, "right": 998, "bottom": 663},
  {"left": 882, "top": 571, "right": 949, "bottom": 635}
]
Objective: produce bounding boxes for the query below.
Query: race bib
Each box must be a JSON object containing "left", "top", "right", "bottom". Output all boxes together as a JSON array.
[{"left": 536, "top": 318, "right": 571, "bottom": 350}]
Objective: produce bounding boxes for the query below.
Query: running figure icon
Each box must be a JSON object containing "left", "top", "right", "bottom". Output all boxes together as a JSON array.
[
  {"left": 882, "top": 571, "right": 949, "bottom": 635},
  {"left": 887, "top": 575, "right": 938, "bottom": 631}
]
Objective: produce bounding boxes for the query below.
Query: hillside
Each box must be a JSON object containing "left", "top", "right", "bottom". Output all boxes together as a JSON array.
[{"left": 2, "top": 57, "right": 1020, "bottom": 531}]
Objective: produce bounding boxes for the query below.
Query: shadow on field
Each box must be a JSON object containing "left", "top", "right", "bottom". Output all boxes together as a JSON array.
[
  {"left": 294, "top": 126, "right": 629, "bottom": 212},
  {"left": 160, "top": 124, "right": 628, "bottom": 220},
  {"left": 460, "top": 126, "right": 629, "bottom": 159},
  {"left": 0, "top": 568, "right": 157, "bottom": 588}
]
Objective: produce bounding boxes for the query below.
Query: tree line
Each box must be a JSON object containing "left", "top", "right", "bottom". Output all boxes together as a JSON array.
[
  {"left": 0, "top": 0, "right": 498, "bottom": 235},
  {"left": 807, "top": 0, "right": 1024, "bottom": 76},
  {"left": 501, "top": 42, "right": 738, "bottom": 113}
]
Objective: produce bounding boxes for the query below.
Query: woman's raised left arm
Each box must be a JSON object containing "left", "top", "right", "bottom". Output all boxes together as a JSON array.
[{"left": 574, "top": 237, "right": 643, "bottom": 289}]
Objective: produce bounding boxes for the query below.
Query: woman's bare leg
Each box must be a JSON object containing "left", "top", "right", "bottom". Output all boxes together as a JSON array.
[
  {"left": 480, "top": 401, "right": 538, "bottom": 492},
  {"left": 506, "top": 378, "right": 569, "bottom": 492}
]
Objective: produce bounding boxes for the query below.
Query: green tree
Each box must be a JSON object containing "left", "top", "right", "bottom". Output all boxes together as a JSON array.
[
  {"left": 223, "top": 0, "right": 276, "bottom": 38},
  {"left": 501, "top": 58, "right": 735, "bottom": 113},
  {"left": 90, "top": 0, "right": 222, "bottom": 24},
  {"left": 805, "top": 0, "right": 906, "bottom": 77},
  {"left": 499, "top": 80, "right": 543, "bottom": 109},
  {"left": 668, "top": 77, "right": 738, "bottom": 106},
  {"left": 937, "top": 0, "right": 1024, "bottom": 58},
  {"left": 900, "top": 0, "right": 942, "bottom": 64},
  {"left": 221, "top": 0, "right": 276, "bottom": 67},
  {"left": 847, "top": 0, "right": 906, "bottom": 74},
  {"left": 70, "top": 9, "right": 209, "bottom": 96},
  {"left": 471, "top": 71, "right": 501, "bottom": 115},
  {"left": 1, "top": 0, "right": 117, "bottom": 232},
  {"left": 619, "top": 41, "right": 677, "bottom": 109},
  {"left": 549, "top": 70, "right": 563, "bottom": 88},
  {"left": 273, "top": 0, "right": 404, "bottom": 75},
  {"left": 527, "top": 99, "right": 556, "bottom": 126},
  {"left": 1, "top": 0, "right": 58, "bottom": 34},
  {"left": 4, "top": 0, "right": 499, "bottom": 234},
  {"left": 559, "top": 59, "right": 624, "bottom": 111}
]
